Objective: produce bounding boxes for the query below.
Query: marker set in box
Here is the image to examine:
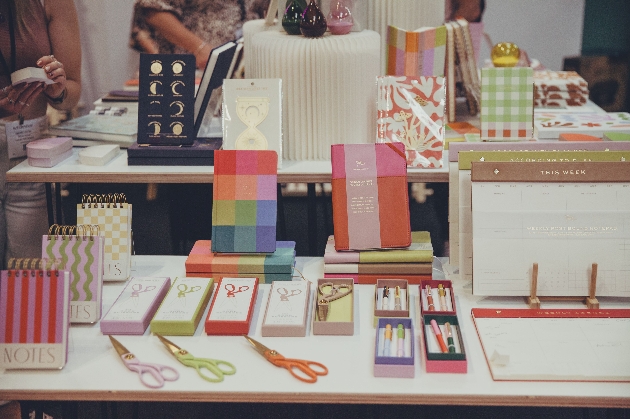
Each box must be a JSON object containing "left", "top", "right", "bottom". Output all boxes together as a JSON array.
[
  {"left": 421, "top": 314, "right": 467, "bottom": 373},
  {"left": 374, "top": 318, "right": 415, "bottom": 378},
  {"left": 373, "top": 279, "right": 409, "bottom": 326},
  {"left": 420, "top": 280, "right": 456, "bottom": 314}
]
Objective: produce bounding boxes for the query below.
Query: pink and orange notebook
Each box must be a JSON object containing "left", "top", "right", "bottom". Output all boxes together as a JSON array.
[
  {"left": 212, "top": 150, "right": 278, "bottom": 253},
  {"left": 0, "top": 268, "right": 70, "bottom": 369},
  {"left": 331, "top": 143, "right": 411, "bottom": 251}
]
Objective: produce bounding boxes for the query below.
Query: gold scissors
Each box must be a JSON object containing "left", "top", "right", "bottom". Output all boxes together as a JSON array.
[
  {"left": 109, "top": 336, "right": 179, "bottom": 389},
  {"left": 156, "top": 334, "right": 236, "bottom": 383},
  {"left": 244, "top": 335, "right": 328, "bottom": 383}
]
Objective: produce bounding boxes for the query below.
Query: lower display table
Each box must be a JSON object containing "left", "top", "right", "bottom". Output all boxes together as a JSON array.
[{"left": 1, "top": 256, "right": 628, "bottom": 407}]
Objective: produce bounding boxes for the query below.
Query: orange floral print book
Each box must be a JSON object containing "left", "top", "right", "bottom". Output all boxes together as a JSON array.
[{"left": 533, "top": 111, "right": 630, "bottom": 139}]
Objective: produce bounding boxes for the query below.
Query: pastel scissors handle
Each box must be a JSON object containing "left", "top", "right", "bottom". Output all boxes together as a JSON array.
[
  {"left": 177, "top": 352, "right": 236, "bottom": 383},
  {"left": 267, "top": 352, "right": 328, "bottom": 383},
  {"left": 121, "top": 353, "right": 179, "bottom": 389}
]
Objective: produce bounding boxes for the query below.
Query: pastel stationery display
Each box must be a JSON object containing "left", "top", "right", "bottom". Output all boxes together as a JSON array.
[
  {"left": 76, "top": 193, "right": 132, "bottom": 281},
  {"left": 471, "top": 161, "right": 630, "bottom": 297},
  {"left": 26, "top": 137, "right": 72, "bottom": 168},
  {"left": 419, "top": 280, "right": 456, "bottom": 316},
  {"left": 261, "top": 280, "right": 310, "bottom": 337},
  {"left": 0, "top": 268, "right": 70, "bottom": 370},
  {"left": 150, "top": 277, "right": 214, "bottom": 336},
  {"left": 386, "top": 25, "right": 447, "bottom": 78},
  {"left": 374, "top": 318, "right": 414, "bottom": 378},
  {"left": 100, "top": 276, "right": 171, "bottom": 335},
  {"left": 222, "top": 79, "right": 283, "bottom": 169},
  {"left": 422, "top": 315, "right": 466, "bottom": 373},
  {"left": 205, "top": 277, "right": 258, "bottom": 335},
  {"left": 534, "top": 112, "right": 630, "bottom": 139},
  {"left": 331, "top": 143, "right": 411, "bottom": 251},
  {"left": 185, "top": 240, "right": 295, "bottom": 282},
  {"left": 472, "top": 308, "right": 630, "bottom": 382},
  {"left": 41, "top": 224, "right": 105, "bottom": 323},
  {"left": 212, "top": 150, "right": 278, "bottom": 253},
  {"left": 312, "top": 278, "right": 354, "bottom": 336},
  {"left": 376, "top": 76, "right": 446, "bottom": 168},
  {"left": 138, "top": 54, "right": 195, "bottom": 145},
  {"left": 480, "top": 67, "right": 534, "bottom": 140}
]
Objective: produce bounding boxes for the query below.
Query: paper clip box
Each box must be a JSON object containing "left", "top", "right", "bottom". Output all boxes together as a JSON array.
[
  {"left": 100, "top": 277, "right": 171, "bottom": 335},
  {"left": 312, "top": 278, "right": 354, "bottom": 336},
  {"left": 261, "top": 280, "right": 310, "bottom": 337},
  {"left": 0, "top": 269, "right": 71, "bottom": 370},
  {"left": 419, "top": 280, "right": 456, "bottom": 316},
  {"left": 205, "top": 277, "right": 258, "bottom": 335},
  {"left": 150, "top": 277, "right": 214, "bottom": 336},
  {"left": 421, "top": 314, "right": 467, "bottom": 373},
  {"left": 373, "top": 279, "right": 409, "bottom": 327},
  {"left": 374, "top": 317, "right": 415, "bottom": 378}
]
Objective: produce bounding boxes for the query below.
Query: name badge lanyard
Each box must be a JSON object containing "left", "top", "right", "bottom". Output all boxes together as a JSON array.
[{"left": 0, "top": 2, "right": 21, "bottom": 123}]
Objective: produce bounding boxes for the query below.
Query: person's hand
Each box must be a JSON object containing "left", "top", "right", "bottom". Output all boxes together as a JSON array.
[
  {"left": 0, "top": 82, "right": 45, "bottom": 115},
  {"left": 194, "top": 42, "right": 212, "bottom": 69},
  {"left": 37, "top": 54, "right": 67, "bottom": 101}
]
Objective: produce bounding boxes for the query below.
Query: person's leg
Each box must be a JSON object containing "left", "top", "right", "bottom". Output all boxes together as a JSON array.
[{"left": 5, "top": 182, "right": 49, "bottom": 262}]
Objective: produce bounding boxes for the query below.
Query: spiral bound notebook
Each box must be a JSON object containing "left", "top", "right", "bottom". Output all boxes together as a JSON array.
[
  {"left": 41, "top": 224, "right": 105, "bottom": 323},
  {"left": 76, "top": 193, "right": 132, "bottom": 281}
]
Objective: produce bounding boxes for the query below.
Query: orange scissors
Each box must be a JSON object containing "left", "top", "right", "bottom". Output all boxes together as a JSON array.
[{"left": 244, "top": 335, "right": 328, "bottom": 383}]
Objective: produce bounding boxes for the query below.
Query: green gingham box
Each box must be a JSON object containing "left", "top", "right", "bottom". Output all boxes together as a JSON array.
[{"left": 480, "top": 67, "right": 534, "bottom": 140}]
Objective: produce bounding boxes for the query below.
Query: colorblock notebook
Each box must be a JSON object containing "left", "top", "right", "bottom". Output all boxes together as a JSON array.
[
  {"left": 386, "top": 25, "right": 447, "bottom": 78},
  {"left": 377, "top": 76, "right": 446, "bottom": 168},
  {"left": 212, "top": 150, "right": 278, "bottom": 253},
  {"left": 324, "top": 231, "right": 433, "bottom": 264},
  {"left": 0, "top": 269, "right": 70, "bottom": 369},
  {"left": 331, "top": 143, "right": 411, "bottom": 251},
  {"left": 41, "top": 225, "right": 105, "bottom": 323},
  {"left": 480, "top": 67, "right": 534, "bottom": 140}
]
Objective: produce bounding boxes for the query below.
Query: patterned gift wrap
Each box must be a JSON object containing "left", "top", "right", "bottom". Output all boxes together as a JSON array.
[
  {"left": 481, "top": 67, "right": 534, "bottom": 140},
  {"left": 212, "top": 150, "right": 278, "bottom": 253}
]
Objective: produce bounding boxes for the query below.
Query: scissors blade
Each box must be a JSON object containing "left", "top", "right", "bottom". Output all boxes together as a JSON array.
[
  {"left": 155, "top": 333, "right": 182, "bottom": 355},
  {"left": 243, "top": 335, "right": 273, "bottom": 358},
  {"left": 109, "top": 335, "right": 131, "bottom": 357}
]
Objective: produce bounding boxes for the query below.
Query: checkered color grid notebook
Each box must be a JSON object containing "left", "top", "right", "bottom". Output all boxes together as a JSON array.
[
  {"left": 480, "top": 67, "right": 534, "bottom": 140},
  {"left": 77, "top": 194, "right": 132, "bottom": 281},
  {"left": 387, "top": 25, "right": 447, "bottom": 78},
  {"left": 212, "top": 150, "right": 278, "bottom": 253}
]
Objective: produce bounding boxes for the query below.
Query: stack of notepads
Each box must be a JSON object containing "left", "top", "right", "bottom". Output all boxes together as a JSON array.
[
  {"left": 533, "top": 70, "right": 589, "bottom": 108},
  {"left": 324, "top": 231, "right": 434, "bottom": 284}
]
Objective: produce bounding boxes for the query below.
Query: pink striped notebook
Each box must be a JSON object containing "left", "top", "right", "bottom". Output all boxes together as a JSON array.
[{"left": 0, "top": 269, "right": 70, "bottom": 369}]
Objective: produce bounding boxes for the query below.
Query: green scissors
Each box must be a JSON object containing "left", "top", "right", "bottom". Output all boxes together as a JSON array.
[{"left": 156, "top": 334, "right": 236, "bottom": 383}]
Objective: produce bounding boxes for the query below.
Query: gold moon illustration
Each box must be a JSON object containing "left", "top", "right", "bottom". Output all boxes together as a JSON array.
[
  {"left": 172, "top": 101, "right": 184, "bottom": 116},
  {"left": 149, "top": 121, "right": 161, "bottom": 135},
  {"left": 171, "top": 81, "right": 182, "bottom": 95},
  {"left": 172, "top": 62, "right": 183, "bottom": 74},
  {"left": 150, "top": 81, "right": 158, "bottom": 95},
  {"left": 172, "top": 123, "right": 183, "bottom": 135},
  {"left": 150, "top": 62, "right": 162, "bottom": 74}
]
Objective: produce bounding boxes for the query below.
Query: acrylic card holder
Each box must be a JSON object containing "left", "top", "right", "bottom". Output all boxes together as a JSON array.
[
  {"left": 312, "top": 278, "right": 354, "bottom": 336},
  {"left": 205, "top": 277, "right": 258, "bottom": 335},
  {"left": 0, "top": 259, "right": 71, "bottom": 370},
  {"left": 100, "top": 277, "right": 171, "bottom": 335},
  {"left": 41, "top": 224, "right": 105, "bottom": 323},
  {"left": 421, "top": 314, "right": 467, "bottom": 373},
  {"left": 261, "top": 280, "right": 310, "bottom": 337},
  {"left": 138, "top": 53, "right": 195, "bottom": 145},
  {"left": 150, "top": 277, "right": 214, "bottom": 336},
  {"left": 373, "top": 279, "right": 409, "bottom": 326},
  {"left": 419, "top": 280, "right": 456, "bottom": 316},
  {"left": 374, "top": 317, "right": 414, "bottom": 378}
]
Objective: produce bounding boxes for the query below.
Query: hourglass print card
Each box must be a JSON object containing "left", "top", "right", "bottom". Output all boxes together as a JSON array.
[
  {"left": 138, "top": 54, "right": 195, "bottom": 145},
  {"left": 212, "top": 150, "right": 278, "bottom": 253},
  {"left": 222, "top": 79, "right": 282, "bottom": 168}
]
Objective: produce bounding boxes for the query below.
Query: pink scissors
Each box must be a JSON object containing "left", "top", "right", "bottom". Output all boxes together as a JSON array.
[{"left": 109, "top": 336, "right": 179, "bottom": 389}]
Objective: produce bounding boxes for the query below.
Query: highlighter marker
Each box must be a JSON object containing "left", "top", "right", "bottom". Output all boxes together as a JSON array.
[
  {"left": 394, "top": 286, "right": 402, "bottom": 310},
  {"left": 382, "top": 286, "right": 389, "bottom": 310},
  {"left": 438, "top": 284, "right": 447, "bottom": 311},
  {"left": 430, "top": 319, "right": 448, "bottom": 353},
  {"left": 425, "top": 285, "right": 435, "bottom": 311},
  {"left": 397, "top": 324, "right": 405, "bottom": 357},
  {"left": 384, "top": 324, "right": 392, "bottom": 356},
  {"left": 445, "top": 322, "right": 456, "bottom": 353}
]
